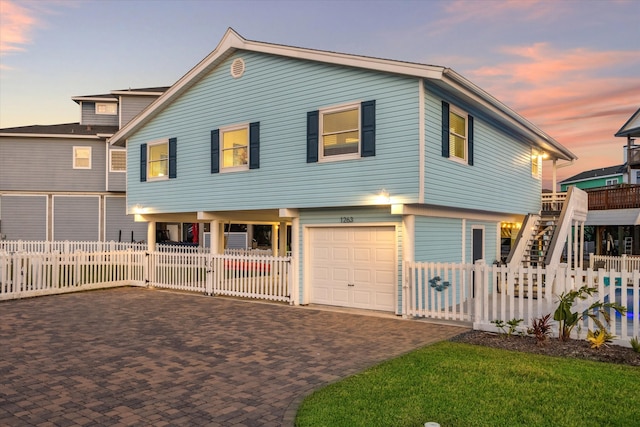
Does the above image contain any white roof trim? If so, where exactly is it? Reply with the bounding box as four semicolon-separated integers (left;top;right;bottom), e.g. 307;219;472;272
0;133;104;139
110;90;165;96
72;97;117;102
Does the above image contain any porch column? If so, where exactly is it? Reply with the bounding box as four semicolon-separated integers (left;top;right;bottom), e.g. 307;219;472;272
147;221;156;251
210;220;221;255
402;215;415;318
552;159;557;206
579;221;585;269
567;221;573;269
279;221;287;256
291;217;300;305
271;224;278;255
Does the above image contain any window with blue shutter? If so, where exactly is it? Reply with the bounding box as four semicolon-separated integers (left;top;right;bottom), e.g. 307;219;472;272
361;100;376;157
443;101;473;165
168;137;177;178
307;110;319;163
249;122;260;169
140;144;147;182
308;100;376;162
211;129;220;173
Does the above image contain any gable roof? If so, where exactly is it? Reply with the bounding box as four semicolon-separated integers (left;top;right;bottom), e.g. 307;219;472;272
615;107;640;138
108;28;576;161
559;164;626;184
0;123;118;139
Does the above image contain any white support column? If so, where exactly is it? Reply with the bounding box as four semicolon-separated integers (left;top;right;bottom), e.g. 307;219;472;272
271;224;278;256
402;214;415;318
579;221;585;269
219;222;225;253
567;221;573;270
291;217;300;305
147;221;156;251
279;221;287;256
210;220;220;255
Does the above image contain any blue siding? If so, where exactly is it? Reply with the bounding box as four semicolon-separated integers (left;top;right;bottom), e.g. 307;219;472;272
424;84;541;215
414;216;463;262
299;207;403;312
126;51;421;213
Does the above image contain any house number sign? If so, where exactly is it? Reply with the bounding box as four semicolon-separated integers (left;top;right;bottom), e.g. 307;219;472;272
340;217;354;223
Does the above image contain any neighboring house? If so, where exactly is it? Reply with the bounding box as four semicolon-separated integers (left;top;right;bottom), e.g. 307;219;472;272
559;164;627;191
109;28;576;313
0;87;167;242
555;107;640;256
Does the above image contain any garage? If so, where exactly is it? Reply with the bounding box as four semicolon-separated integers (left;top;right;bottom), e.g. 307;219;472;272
309;226;396;311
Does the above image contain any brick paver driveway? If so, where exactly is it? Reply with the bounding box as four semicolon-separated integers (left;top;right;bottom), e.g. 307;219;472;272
0;287;468;426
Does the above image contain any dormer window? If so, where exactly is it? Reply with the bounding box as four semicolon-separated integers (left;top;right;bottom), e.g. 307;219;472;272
96;103;117;115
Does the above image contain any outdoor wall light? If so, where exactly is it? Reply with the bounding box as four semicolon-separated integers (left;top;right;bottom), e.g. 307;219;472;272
132;204;144;214
376;189;391;204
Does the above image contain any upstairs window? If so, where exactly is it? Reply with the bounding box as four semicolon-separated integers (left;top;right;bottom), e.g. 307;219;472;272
321;104;360;160
73;146;91;169
605;178;618;186
140;138;177;182
222;125;249;171
96;102;117;115
531;149;541;178
441;101;474;165
148;141;169;179
110;150;126;172
307;100;375;163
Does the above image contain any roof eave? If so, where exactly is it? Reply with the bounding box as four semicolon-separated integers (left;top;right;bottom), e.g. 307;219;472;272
0;132;105;139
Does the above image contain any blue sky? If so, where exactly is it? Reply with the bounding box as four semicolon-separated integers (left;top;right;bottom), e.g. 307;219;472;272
1;0;639;186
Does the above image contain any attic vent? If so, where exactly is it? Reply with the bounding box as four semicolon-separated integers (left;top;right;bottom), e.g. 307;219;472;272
230;58;245;79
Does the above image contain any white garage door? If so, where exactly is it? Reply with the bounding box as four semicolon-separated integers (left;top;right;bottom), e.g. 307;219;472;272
310;226;396;311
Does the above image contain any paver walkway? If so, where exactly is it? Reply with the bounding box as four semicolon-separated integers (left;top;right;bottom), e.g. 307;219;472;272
0;287;468;426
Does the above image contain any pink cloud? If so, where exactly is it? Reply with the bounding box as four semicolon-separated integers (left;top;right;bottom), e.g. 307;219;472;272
0;0;37;55
462;43;640;189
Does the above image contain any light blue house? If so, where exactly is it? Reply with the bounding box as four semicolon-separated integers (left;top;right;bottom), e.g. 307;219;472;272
109;29;576;313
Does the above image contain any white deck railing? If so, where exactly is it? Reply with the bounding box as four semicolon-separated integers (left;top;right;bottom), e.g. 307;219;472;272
590;253;640;272
0;240;147;253
405;260;640;347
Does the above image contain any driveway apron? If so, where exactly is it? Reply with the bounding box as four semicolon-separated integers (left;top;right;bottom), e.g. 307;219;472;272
0;287;468;426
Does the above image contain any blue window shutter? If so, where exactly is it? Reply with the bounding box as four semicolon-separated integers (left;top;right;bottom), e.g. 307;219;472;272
211;129;220;173
441;101;450;158
468;115;474;166
140;143;147;182
361;100;376;157
168;137;177;179
307;110;319;163
249;122;260;169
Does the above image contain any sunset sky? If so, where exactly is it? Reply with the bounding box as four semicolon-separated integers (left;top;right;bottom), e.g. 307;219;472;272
1;0;638;188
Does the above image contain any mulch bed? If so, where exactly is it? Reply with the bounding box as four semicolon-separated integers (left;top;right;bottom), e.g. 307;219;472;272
451;330;640;366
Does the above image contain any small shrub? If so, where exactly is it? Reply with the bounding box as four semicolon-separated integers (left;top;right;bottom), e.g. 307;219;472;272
631;337;640;353
527;314;552;347
491;318;524;338
587;329;614;349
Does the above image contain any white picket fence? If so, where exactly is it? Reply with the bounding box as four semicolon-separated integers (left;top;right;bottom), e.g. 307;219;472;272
0;249;291;304
0;240;147;254
0;250;146;301
590;253;640;272
405;260;640;347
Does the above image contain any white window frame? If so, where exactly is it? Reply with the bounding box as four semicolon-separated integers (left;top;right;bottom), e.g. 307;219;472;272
220;123;249;173
96;102;117;115
147;139;169;181
531;148;542;179
605;178;618;186
73;146;92;169
448;105;468;164
109;149;127;173
319;102;361;162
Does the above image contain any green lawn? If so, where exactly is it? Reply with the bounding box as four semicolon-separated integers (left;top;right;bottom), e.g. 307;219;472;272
295;342;640;427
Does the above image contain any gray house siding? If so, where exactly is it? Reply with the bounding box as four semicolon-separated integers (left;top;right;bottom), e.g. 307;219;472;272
80;102;119;126
0;195;47;240
0;137;107;192
104;196;147;242
119;95;158;127
53;196;100;241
